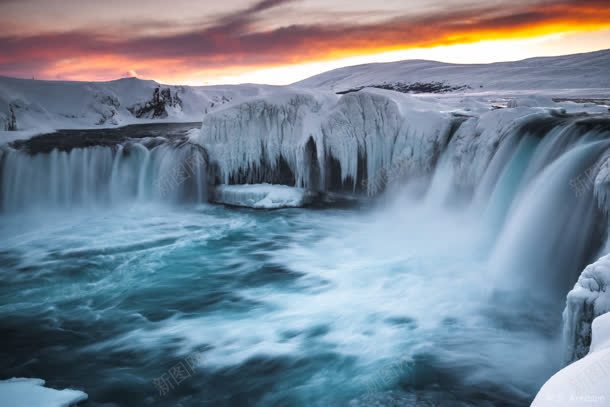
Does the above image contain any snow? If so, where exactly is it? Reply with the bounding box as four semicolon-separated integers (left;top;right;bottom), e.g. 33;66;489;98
294;49;610;96
0;76;276;140
533;313;610;407
563;255;610;363
212;183;312;208
0;377;87;407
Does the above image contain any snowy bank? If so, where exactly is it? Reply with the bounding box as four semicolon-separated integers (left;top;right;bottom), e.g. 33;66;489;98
212;183;313;209
533;313;610;407
563;255;610;362
0;76;273;139
0;378;87;407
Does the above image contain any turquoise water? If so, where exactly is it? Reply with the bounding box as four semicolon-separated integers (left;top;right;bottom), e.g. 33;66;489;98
0;200;560;406
5;117;609;406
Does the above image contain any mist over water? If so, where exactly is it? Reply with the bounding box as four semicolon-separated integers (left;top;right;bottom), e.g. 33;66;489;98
1;116;609;406
0;202;557;406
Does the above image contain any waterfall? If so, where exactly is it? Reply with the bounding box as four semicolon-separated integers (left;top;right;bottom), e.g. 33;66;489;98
480;116;610;297
0;140;208;211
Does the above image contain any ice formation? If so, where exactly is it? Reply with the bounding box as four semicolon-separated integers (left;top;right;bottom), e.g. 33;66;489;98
213;183;313;209
197;88;459;195
0;378;87;407
563;255;610;363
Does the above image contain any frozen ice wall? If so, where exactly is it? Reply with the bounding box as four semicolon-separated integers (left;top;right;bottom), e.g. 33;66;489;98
197;88;459;195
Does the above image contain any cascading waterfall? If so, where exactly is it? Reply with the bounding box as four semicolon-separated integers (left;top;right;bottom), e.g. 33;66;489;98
489;141;607;301
0;139;208;211
471;118;610;304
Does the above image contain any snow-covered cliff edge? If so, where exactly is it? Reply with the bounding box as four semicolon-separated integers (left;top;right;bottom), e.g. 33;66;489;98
534;312;610;407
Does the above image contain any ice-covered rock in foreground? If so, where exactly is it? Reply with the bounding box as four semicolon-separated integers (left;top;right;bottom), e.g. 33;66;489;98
533;312;610;407
563;255;610;363
0;378;87;407
212;183;313;209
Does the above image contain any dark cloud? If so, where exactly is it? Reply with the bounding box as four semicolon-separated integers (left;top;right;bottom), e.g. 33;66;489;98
247;0;296;14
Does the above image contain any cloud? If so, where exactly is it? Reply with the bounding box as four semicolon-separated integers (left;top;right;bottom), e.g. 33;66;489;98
0;0;609;81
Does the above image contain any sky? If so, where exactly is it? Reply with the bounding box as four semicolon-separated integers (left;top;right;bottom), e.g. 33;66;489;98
0;0;609;85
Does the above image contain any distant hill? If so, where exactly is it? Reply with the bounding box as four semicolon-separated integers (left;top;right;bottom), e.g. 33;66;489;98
294;49;610;94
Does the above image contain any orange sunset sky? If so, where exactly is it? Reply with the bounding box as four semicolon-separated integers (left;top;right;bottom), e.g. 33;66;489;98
1;0;610;85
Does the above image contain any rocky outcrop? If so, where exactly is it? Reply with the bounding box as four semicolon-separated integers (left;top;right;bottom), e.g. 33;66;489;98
128;87;183;119
2;104;18;131
336;81;471;95
92;94;120;125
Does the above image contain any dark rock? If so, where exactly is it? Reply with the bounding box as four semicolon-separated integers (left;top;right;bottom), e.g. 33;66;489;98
10;122;201;154
6;104;17;131
128;87;183;119
337;81;471;95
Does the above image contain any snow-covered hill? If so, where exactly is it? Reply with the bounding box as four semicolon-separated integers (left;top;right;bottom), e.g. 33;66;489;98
0;76;275;134
294;49;610;96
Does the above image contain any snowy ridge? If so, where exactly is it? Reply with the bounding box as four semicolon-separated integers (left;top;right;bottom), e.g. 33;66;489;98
0;76;275;134
295;49;610;95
